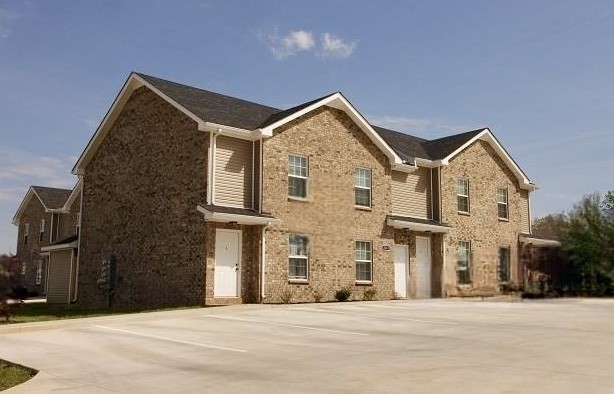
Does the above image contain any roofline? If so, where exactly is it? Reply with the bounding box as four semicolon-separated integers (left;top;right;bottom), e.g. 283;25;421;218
439;128;536;191
47;178;83;213
11;187;40;226
258;92;415;169
40;240;79;252
386;217;453;233
72;72;215;175
196;205;280;226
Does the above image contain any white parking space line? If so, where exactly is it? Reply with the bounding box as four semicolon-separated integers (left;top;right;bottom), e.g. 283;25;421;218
91;324;248;353
202;315;369;336
290;307;459;325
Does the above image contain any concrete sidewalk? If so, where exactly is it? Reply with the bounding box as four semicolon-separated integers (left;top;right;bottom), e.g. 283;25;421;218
2;299;614;393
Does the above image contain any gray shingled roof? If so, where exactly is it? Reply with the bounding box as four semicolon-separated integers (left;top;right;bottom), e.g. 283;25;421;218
32;186;72;209
136;73;487;163
136;73;281;130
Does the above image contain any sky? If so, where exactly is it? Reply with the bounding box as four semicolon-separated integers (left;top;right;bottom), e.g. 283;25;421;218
1;0;613;254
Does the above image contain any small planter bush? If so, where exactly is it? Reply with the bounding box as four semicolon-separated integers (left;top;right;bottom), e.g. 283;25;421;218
362;288;377;301
335;287;352;302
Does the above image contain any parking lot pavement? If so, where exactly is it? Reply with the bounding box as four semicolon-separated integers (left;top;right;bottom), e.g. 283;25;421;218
2;299;614;393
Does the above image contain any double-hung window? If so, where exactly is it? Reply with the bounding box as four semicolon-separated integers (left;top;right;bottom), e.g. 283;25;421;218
39;219;46;242
499;247;511;282
76;212;81;235
497;188;509;219
289;235;308;280
457;179;470;213
36;260;43;285
355;168;372;207
355;241;373;282
457;241;471;284
288;155;308;198
24;223;29;245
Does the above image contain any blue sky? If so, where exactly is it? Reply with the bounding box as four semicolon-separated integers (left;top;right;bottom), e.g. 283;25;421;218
1;0;613;254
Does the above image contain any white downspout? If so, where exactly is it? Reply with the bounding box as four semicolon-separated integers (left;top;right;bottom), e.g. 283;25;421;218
72;177;84;303
442;233;447;297
260;224;268;302
528;192;533;234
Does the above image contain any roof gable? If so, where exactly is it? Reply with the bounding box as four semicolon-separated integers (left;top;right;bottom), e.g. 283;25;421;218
258;92;409;168
12;185;72;225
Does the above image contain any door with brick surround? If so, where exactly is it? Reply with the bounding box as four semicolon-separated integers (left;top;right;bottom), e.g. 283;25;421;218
415;236;431;298
394;245;408;298
214;229;241;297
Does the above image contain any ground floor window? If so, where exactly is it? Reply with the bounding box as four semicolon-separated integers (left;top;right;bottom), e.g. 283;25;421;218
457;241;471;284
36;260;43;285
499;247;511;282
289;234;308;280
355;241;373;282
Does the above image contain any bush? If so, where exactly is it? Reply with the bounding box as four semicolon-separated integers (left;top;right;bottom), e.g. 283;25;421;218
312;289;323;303
499;282;520;294
362;288;377;301
280;287;293;304
335;287;352;302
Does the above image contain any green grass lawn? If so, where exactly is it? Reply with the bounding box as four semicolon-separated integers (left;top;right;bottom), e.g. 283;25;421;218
0;360;36;391
1;302;199;325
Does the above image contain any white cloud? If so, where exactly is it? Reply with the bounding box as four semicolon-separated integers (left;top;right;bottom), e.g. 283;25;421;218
263;29;315;60
261;29;357;60
320;33;357;59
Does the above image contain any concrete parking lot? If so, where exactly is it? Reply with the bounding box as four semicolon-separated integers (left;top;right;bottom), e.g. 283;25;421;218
1;298;614;393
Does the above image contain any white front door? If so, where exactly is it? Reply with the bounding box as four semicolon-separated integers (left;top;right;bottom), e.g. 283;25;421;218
394;245;408;298
214;229;241;297
415;236;432;298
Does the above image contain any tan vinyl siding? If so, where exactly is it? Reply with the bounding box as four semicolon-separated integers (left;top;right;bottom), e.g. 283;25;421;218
432;168;440;222
253;140;261;211
520;193;530;233
214;136;253;208
46;249;73;304
391;168;431;219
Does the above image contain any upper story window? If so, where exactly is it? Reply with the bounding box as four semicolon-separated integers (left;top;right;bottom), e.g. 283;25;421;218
24;223;29;245
288;155;308;198
355;240;373;282
497;188;509;219
39;219;46;242
355;168;372;207
457;179;470;213
288;234;308;281
457;241;471;285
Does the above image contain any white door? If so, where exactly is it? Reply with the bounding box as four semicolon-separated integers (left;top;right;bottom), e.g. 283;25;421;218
415;236;432;298
394;245;408;298
214;230;241;297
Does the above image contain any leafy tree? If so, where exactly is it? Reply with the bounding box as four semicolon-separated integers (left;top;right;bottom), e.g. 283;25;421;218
532;213;567;239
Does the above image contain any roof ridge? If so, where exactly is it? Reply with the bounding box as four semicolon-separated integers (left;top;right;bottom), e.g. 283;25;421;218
133;72;282;112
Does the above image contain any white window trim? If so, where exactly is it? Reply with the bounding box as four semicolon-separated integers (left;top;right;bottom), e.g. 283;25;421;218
76;212;81;233
288;235;309;281
497;187;509;220
498;246;511;283
36;260;43;285
288;154;309;199
457;179;470;213
354;167;372;208
21;261;27;276
355;240;373;283
457;240;471;285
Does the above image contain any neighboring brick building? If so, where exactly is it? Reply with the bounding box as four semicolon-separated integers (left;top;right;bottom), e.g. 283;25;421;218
12;184;80;300
47;72;549;307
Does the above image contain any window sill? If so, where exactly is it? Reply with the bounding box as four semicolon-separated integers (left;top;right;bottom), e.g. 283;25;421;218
457;284;472;288
498;217;509;222
457;211;470;216
288;196;310;203
354;205;372;211
355;281;373;286
288;279;309;284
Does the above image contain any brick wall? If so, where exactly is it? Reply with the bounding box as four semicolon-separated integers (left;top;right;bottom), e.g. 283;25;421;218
440;140;528;295
77;87;208;309
261;107;396;303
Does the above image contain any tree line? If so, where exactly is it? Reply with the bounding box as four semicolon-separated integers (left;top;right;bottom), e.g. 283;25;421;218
532;191;614;295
